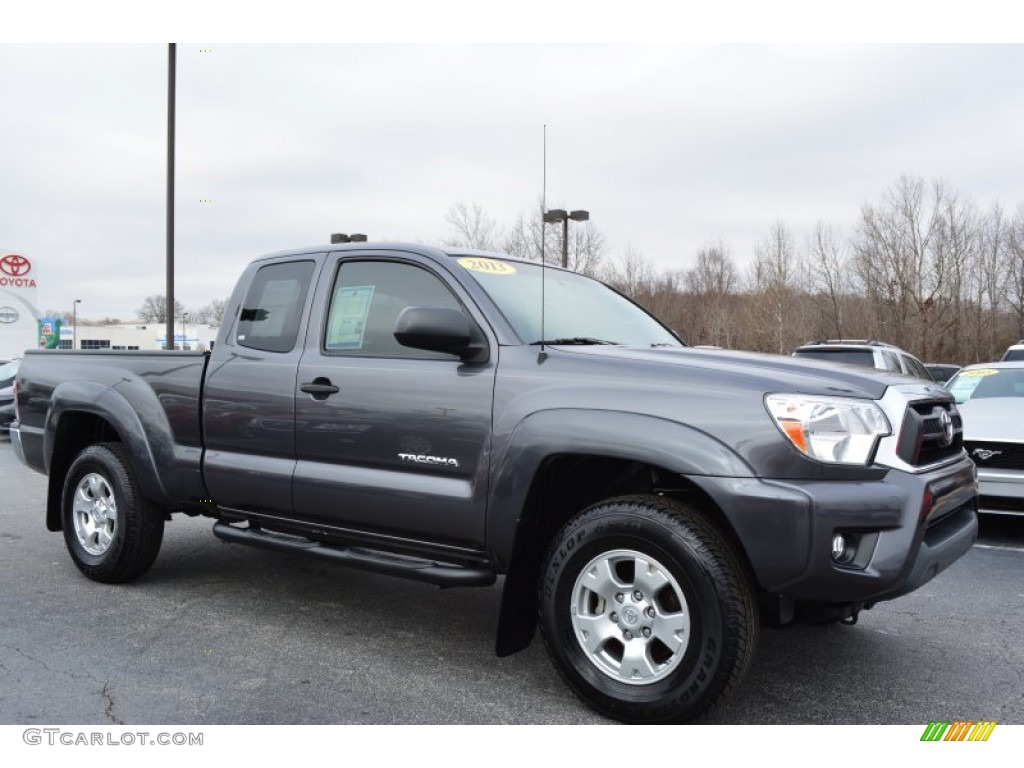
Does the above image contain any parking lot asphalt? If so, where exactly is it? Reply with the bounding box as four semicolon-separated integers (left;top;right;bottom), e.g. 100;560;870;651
1;439;1021;725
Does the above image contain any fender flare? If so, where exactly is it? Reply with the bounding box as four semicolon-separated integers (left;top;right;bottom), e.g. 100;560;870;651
489;408;755;656
44;380;173;507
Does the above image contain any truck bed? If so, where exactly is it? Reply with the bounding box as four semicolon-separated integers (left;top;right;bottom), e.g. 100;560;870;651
15;349;210;513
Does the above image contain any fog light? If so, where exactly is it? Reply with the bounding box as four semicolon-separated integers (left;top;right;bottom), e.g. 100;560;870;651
831;533;858;565
831;534;846;560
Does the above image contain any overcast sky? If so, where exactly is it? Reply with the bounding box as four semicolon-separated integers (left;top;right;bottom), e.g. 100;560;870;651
2;37;1023;320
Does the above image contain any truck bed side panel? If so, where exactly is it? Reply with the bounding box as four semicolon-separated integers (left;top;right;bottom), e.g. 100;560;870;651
17;350;208;507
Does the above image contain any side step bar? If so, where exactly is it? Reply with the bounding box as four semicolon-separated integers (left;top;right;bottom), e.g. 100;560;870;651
212;522;496;588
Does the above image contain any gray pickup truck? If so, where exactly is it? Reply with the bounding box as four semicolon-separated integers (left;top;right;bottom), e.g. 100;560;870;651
11;243;978;723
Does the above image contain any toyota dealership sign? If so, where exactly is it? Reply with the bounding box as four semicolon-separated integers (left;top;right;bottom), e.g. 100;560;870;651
0;253;36;287
0;249;41;359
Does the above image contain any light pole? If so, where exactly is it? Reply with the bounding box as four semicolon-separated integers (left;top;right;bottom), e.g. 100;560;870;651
72;299;82;350
181;312;189;351
166;43;176;352
542;209;589;269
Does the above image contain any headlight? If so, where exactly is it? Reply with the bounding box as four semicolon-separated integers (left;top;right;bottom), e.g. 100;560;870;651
765;394;891;466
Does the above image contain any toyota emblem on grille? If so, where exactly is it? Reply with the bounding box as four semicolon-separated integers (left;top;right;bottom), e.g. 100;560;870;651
972;448;1002;461
937;410;954;447
0;306;18;324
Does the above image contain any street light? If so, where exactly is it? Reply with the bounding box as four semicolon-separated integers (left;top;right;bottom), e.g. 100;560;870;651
543;209;589;269
181;312;189;351
72;299;82;350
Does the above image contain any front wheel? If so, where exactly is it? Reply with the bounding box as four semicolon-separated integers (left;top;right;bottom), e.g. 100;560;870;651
538;495;758;723
61;443;165;583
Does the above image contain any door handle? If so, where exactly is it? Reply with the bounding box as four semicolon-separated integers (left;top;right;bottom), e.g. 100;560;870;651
300;379;340;398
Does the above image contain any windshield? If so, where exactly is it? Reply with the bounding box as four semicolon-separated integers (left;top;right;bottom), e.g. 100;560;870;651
925;365;960;382
793;349;875;368
947;367;1024;404
451;256;681;346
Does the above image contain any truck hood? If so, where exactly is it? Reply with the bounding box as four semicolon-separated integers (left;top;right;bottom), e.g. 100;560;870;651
556;345;927;400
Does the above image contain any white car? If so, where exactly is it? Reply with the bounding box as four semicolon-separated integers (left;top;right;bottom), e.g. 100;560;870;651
947;362;1024;516
792;339;934;381
1001;342;1024;361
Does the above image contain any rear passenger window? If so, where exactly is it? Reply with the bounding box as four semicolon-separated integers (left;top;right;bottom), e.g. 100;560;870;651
236;260;315;353
881;351;902;372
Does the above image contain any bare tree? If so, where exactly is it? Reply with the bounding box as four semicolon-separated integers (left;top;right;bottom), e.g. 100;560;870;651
193;298;228;325
562;223;607;276
431;182;1024;362
1003;204;1024;342
961;203;1007;362
852;176;978;360
750;219;801;353
500;201;606;276
137;295;185;323
605;247;657;301
444;202;500;250
804;222;849;340
685;241;738;347
502;208;545;262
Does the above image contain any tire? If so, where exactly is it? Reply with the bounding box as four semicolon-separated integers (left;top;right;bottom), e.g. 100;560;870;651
61;442;165;583
538;495;758;723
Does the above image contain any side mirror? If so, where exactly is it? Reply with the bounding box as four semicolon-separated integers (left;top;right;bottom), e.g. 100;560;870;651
393;306;486;362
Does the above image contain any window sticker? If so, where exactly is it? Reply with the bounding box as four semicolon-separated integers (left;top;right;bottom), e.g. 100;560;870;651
457;257;516;275
959;369;998;377
326;285;375;349
948;375;982;403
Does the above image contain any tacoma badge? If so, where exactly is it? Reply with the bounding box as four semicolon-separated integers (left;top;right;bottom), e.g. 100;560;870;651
398;453;460;468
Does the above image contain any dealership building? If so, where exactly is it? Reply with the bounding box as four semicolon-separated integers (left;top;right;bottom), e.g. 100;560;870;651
1;249;218;360
0;249;41;360
56;322;217;351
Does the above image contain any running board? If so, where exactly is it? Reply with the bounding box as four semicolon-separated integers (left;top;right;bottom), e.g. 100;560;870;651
212;522;496;588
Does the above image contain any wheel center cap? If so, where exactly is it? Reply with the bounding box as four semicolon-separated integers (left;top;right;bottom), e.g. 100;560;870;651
621;606;640;626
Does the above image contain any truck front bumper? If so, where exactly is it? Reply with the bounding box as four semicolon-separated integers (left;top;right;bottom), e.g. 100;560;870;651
693;454;978;604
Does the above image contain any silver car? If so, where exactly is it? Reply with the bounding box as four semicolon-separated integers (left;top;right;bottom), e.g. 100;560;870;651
0;358;20;435
948;361;1024;516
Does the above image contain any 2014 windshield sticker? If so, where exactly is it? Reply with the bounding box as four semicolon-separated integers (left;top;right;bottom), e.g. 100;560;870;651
960;369;998;377
458;257;516;275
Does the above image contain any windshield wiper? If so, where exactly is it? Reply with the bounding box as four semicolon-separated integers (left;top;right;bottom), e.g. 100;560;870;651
531;337;619;346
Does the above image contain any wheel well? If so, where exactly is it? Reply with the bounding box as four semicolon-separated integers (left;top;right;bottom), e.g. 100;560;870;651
495;454;758;656
46;412;122;531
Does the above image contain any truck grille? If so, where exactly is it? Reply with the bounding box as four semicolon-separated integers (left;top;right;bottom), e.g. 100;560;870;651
964;441;1024;470
896;400;963;467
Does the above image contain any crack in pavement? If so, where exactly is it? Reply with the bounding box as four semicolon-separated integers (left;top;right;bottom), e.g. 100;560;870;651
4;642;126;724
101;682;124;725
1;642;96;682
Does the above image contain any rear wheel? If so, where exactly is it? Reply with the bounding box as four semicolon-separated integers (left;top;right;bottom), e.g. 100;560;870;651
538;495;758;723
61;443;164;583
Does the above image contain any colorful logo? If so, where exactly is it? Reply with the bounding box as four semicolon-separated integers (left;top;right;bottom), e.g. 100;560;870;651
920;721;997;741
0;253;31;277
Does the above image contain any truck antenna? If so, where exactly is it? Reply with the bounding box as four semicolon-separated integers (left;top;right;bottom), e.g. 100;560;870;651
540;124;547;357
